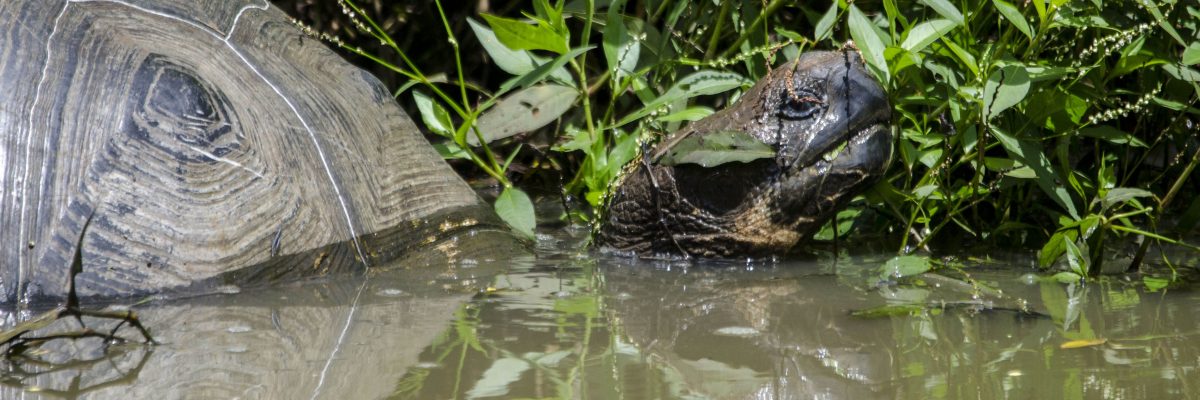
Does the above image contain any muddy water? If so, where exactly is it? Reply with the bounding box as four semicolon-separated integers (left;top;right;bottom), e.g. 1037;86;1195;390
0;229;1196;399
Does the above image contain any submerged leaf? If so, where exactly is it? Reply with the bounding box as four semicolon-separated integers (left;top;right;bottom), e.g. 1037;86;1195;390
656;130;775;168
851;304;925;318
1060;338;1107;349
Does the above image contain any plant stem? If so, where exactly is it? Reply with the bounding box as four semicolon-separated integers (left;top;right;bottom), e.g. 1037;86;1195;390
718;0;785;59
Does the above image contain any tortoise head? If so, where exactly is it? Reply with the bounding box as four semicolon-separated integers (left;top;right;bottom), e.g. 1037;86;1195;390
599;49;893;258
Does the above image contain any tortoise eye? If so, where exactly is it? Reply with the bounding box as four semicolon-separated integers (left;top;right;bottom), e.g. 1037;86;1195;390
779;91;824;120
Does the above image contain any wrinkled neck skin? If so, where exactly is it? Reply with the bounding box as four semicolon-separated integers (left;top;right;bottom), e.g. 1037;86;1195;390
599;50;893;259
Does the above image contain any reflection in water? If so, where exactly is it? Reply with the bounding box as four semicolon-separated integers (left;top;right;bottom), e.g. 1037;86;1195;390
0;230;1197;399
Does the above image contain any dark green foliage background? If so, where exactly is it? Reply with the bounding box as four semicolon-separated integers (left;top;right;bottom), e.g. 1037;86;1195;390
278;0;1199;277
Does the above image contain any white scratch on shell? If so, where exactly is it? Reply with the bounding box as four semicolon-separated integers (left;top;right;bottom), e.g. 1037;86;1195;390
185;145;264;179
17;0;70;304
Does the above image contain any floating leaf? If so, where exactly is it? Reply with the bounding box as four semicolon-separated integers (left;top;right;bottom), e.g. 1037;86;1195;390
983;64;1030;120
472;84;578;145
900;19;957;53
851;304;925;318
656;130;775;168
495;187;536;239
1060;338;1107;349
880;255;932;280
847;5;890;84
481;14;568;54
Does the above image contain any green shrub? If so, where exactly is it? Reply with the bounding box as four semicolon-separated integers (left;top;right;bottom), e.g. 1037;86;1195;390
299;0;1199;278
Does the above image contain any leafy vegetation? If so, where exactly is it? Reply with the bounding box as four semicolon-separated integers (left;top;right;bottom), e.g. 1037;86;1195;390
293;0;1199;279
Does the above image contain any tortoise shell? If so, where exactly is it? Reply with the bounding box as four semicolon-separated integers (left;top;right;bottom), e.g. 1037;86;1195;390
0;0;505;303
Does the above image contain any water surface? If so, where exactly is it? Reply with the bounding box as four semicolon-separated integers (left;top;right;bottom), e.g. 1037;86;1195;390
1;229;1196;399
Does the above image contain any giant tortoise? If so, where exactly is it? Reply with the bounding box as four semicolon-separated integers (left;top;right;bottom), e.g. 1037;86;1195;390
598;50;892;258
0;0;515;304
1;1;892;304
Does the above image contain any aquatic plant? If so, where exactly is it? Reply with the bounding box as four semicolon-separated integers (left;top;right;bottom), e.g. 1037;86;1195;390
293;0;1199;280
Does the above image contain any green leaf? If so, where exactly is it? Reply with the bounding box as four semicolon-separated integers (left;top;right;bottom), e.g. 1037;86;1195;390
1062;238;1087;277
432;141;471;160
1040;231;1067;268
814;2;839;42
1079;126;1147;147
603;0;641;82
656;106;714;122
472;84;579;145
1052;271;1083;284
1184;42;1200;66
613;70;750;128
1163;64;1200;82
1100;188;1153;212
900;19;957;53
983;64;1030;120
920;0;965;26
606;130;640;176
496;46;594;96
813;208;860;241
656;130;775;168
847;5;890;84
1140;0;1185;46
467;18;572;83
880;255;932;280
1142;276;1169;292
851;304;924;318
413;91;454;138
495;187;536;239
993;0;1033;40
991;126;1079;218
481;14;568;54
